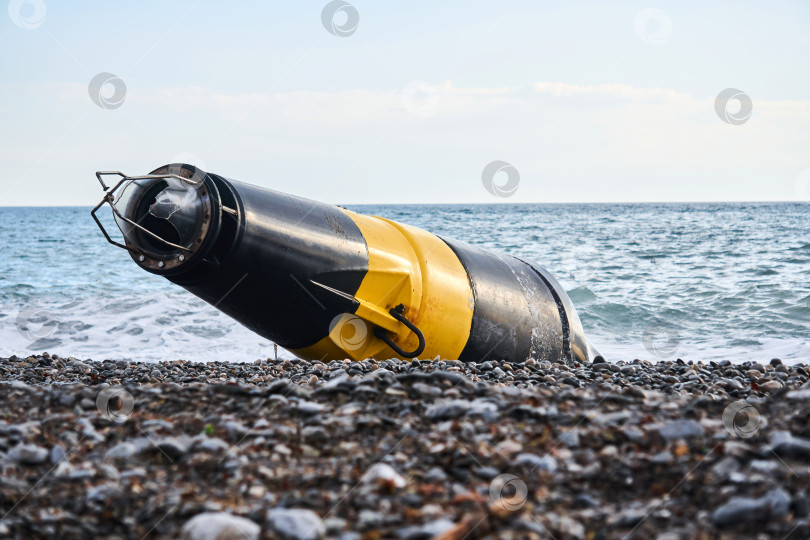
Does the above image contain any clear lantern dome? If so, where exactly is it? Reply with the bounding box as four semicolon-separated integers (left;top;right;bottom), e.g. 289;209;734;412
112;173;208;260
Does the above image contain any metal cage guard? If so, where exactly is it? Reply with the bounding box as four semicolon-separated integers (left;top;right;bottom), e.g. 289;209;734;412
90;171;207;255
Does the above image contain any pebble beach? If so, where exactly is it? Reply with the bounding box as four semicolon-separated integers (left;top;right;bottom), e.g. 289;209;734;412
1;354;809;539
3;1;809;539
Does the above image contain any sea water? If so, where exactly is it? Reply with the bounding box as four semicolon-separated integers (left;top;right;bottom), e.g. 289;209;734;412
0;203;808;363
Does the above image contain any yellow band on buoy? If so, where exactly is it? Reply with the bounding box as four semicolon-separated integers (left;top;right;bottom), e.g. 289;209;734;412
291;210;474;361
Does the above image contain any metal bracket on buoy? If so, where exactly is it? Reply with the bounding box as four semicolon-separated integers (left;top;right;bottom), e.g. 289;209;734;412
374;304;426;359
311;280;426;359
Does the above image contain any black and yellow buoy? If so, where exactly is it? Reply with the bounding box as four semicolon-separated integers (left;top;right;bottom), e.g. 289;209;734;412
92;164;599;364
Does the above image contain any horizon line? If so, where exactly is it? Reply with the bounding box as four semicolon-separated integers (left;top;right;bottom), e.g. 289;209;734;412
0;199;805;208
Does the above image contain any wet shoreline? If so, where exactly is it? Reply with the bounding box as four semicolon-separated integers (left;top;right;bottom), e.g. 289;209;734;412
1;353;809;539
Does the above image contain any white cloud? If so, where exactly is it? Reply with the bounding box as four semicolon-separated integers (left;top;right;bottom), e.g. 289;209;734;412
533;81;686;101
4;80;810;204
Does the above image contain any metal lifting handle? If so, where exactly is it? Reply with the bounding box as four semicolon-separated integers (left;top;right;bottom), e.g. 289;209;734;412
374;304;426;359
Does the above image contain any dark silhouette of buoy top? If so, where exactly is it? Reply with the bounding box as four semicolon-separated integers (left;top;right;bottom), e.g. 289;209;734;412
92;164;600;364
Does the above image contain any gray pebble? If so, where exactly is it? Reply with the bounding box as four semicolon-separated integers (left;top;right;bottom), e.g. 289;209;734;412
515;453;558;473
181;512;260;540
8;444;48;465
267;508;325;540
105;442;138;460
194;437;230;454
769;431;810;460
786;389;810;400
396;518;455;539
423;467;448;482
712;488;791;527
154;436;191;460
608;507;647;528
656;419;705;441
49;444;67;464
296;401;326;415
559;429;580;448
425;399;471;421
357;509;382;529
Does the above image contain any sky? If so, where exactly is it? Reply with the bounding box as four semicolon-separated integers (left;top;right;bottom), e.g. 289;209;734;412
1;0;809;205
